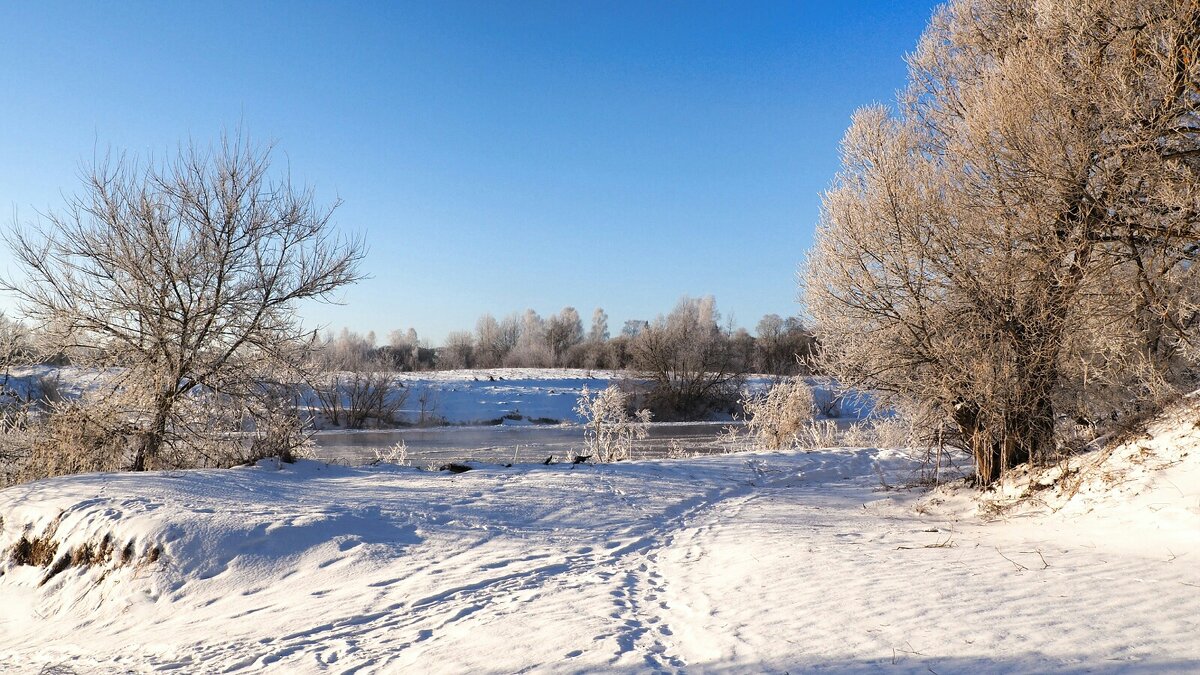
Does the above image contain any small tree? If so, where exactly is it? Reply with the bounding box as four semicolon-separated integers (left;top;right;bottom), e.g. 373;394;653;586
575;385;651;462
3;133;365;470
631;296;746;419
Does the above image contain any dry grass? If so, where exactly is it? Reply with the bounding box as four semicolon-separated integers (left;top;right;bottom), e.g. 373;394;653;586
8;520;162;587
11;533;58;568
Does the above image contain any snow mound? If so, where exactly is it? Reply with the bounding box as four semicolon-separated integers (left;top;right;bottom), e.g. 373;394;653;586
921;393;1200;551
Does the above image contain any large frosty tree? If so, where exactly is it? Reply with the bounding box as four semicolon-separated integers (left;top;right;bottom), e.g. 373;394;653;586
4;134;366;470
805;0;1200;484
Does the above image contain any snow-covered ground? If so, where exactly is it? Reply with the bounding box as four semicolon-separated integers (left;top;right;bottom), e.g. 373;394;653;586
1;394;1197;673
358;368;618;426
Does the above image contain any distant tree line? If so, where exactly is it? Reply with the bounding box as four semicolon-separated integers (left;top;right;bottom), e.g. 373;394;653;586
308;298;817;421
315;300;816;378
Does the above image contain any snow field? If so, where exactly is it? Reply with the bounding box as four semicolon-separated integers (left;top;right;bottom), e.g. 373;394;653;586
0;398;1196;673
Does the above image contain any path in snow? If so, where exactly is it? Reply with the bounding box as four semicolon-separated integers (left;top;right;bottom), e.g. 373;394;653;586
0;430;1197;673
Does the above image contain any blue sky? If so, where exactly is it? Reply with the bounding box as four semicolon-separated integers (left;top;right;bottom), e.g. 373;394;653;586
0;1;939;344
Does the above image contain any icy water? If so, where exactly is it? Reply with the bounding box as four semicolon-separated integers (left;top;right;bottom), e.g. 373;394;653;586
311;423;736;468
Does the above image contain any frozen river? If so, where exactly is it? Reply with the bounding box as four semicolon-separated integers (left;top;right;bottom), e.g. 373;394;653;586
310;422;738;467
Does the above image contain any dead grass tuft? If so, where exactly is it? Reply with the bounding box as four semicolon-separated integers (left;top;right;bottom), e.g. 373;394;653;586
9;523;160;587
11;534;58;567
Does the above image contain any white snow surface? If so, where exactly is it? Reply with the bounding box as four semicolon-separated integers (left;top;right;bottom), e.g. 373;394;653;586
1;401;1198;673
386;368;620;425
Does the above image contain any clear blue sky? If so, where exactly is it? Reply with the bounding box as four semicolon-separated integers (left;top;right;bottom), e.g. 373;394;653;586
0;1;939;345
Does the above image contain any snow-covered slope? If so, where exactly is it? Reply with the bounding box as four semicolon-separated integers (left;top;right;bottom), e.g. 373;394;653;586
0;400;1197;673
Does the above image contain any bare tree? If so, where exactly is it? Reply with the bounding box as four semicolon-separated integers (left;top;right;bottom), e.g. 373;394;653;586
755;314;816;376
3;133;365;470
805;0;1200;485
631;296;746;419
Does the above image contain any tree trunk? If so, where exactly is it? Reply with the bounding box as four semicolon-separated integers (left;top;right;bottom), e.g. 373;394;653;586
132;396;171;471
954;377;1055;487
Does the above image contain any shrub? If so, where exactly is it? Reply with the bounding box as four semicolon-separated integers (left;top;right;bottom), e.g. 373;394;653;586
631;296;747;420
743;378;815;450
9;402;134;484
312;356;407;429
575;385;652;462
794;419;839;449
239;395;313;466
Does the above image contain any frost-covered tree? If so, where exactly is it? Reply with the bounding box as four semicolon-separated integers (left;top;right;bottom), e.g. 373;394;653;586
578;307;612;368
497;313;522;358
545;306;584;367
621;320;648;339
441;331;476;370
589;308;610;344
385;328;422;371
2;133;365;470
505;309;553;367
805;0;1200;484
474;313;506;368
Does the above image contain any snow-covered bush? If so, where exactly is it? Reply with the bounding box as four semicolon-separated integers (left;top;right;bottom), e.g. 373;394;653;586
837;416;917;449
6;402;133;485
743;378;816;449
871;416;917;449
240;396;313;466
575;385;651;462
372;440;409;466
795;419;839;449
841;422;873;447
